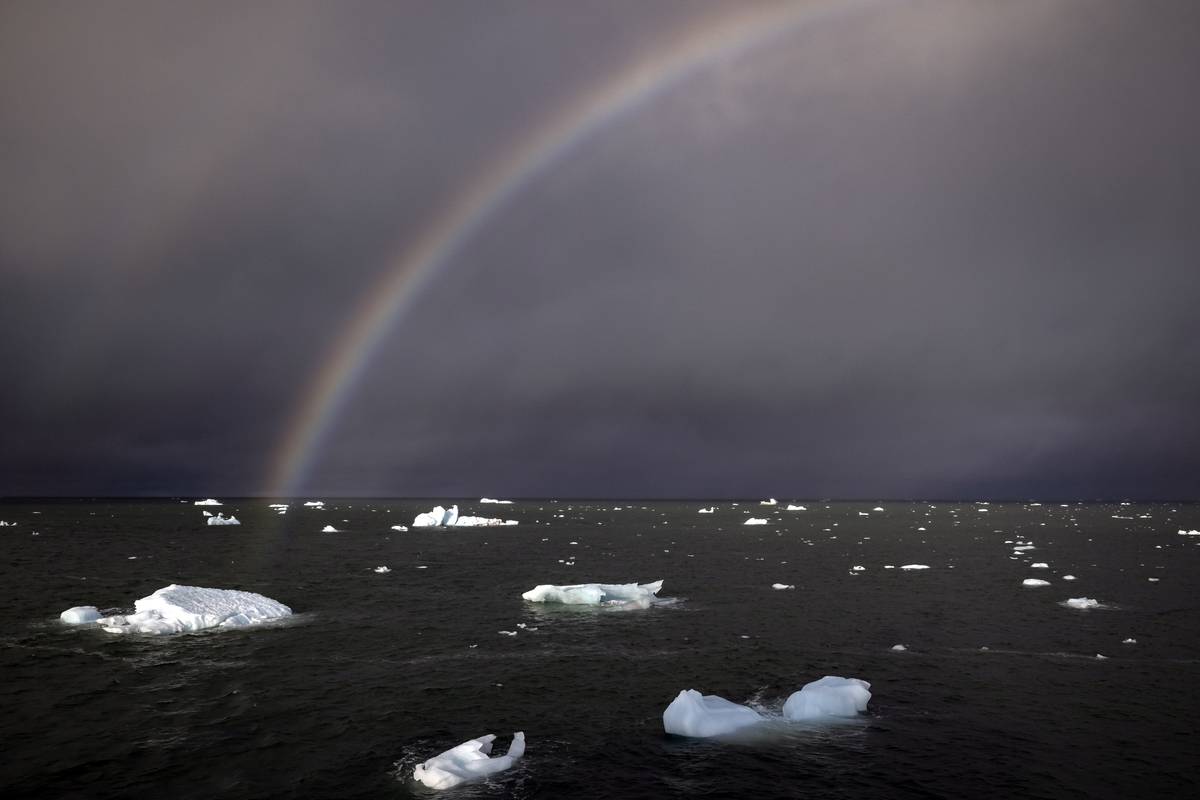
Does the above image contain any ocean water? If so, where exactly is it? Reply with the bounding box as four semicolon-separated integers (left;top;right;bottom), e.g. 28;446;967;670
1;500;1197;799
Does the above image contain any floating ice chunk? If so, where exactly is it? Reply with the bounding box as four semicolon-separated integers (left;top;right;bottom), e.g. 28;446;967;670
321;525;339;533
1031;562;1049;569
60;606;101;624
1013;545;1036;551
268;503;288;510
891;644;907;651
88;584;291;635
1062;575;1076;581
206;513;240;526
872;506;885;512
390;525;408;532
479;498;513;504
413;732;525;790
193;498;222;506
454;515;517;527
303;501;325;507
522;580;663;606
698;507;715;514
1148;577;1160;582
202;510;213;517
783;676;871;720
760;498;777;506
1177;529;1200;536
744;518;768;526
662;689;763;737
1064;597;1099;609
374;566;391;574
899;564;929;571
498;630;517;636
772;583;795;590
851;565;866;571
1122;638;1137;644
786;504;807;511
1023;578;1051;587
1095;654;1108;660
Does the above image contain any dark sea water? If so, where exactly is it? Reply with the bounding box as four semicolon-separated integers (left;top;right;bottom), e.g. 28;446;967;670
1;499;1197;799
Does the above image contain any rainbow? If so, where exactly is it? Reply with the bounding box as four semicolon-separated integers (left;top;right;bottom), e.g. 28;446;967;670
266;0;866;497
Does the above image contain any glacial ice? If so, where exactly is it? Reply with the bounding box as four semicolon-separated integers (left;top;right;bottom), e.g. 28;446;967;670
1064;597;1099;609
374;566;391;574
322;525;339;532
303;501;325;508
1062;575;1076;580
786;505;807;511
760;499;777;506
783;676;872;720
662;689;763;737
698;507;715;514
479;498;513;504
891;644;907;651
391;525;408;532
206;513;240;526
1031;562;1049;569
899;564;929;570
1023;578;1051;587
522;580;663;606
60;606;101;624
744;518;768;526
413;732;525;790
772;583;795;590
75;584;291;635
413;505;517;527
202;510;213;517
193;498;222;506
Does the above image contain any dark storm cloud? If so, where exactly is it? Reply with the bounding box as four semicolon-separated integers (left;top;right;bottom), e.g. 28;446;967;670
2;0;1199;498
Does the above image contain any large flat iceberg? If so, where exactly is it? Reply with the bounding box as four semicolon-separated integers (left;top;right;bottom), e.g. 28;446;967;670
65;584;291;635
744;518;768;526
193;498;222;506
522;580;663;607
479;498;513;504
206;513;240;526
662;689;763;737
413;732;525;790
783;676;871;720
414;505;516;527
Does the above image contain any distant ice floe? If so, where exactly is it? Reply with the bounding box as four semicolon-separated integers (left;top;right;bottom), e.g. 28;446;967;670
1063;597;1100;609
760;498;777;506
413;505;516;528
662;690;763;738
1122;638;1137;644
698;507;716;514
322;525;339;533
522;580;663;607
744;518;768;526
193;498;222;506
1062;575;1076;581
303;501;325;508
1023;578;1051;587
872;506;884;512
479;498;513;504
0;520;16;526
1031;562;1049;569
899;564;929;571
62;584;291;635
206;513;240;526
268;503;288;509
202;510;213;517
391;525;408;532
374;566;391;574
413;732;525;790
1178;529;1199;536
786;504;806;511
891;644;907;651
772;583;795;590
783;676;871;721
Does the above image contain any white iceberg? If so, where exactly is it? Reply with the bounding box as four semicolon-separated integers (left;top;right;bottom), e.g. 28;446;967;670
322;525;339;533
374;566;391;574
206;513;240;526
782;676;871;720
479;498;513;504
193;498;222;506
760;499;778;506
413;732;525;790
1062;575;1076;581
744;518;768;526
899;564;929;570
0;520;16;526
1031;562;1049;569
1023;578;1051;587
698;507;715;514
81;584;291;635
60;606;101;624
522;580;663;607
455;515;517;527
662;689;763;737
413;505;515;527
303;501;325;508
1064;597;1099;609
772;583;795;590
786;504;807;511
391;525;409;532
268;503;288;509
872;506;885;512
202;510;213;517
891;644;907;651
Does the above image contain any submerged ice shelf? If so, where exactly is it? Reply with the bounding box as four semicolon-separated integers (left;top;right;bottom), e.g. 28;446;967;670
413;732;525;790
60;584;291;635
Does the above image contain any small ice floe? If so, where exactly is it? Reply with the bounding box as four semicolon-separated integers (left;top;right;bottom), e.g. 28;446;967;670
303;501;325;508
899;564;929;571
917;526;926;531
1177;529;1200;536
66;584;291;635
391;525;408;532
1148;577;1160;582
373;566;391;574
206;513;241;526
851;565;866;571
1095;654;1108;660
1062;575;1076;581
760;498;777;506
193;498;222;506
1031;562;1049;569
268;503;288;510
662;690;763;737
498;630;517;636
891;644;907;651
479;498;513;504
413;732;525;790
744;518;768;526
1063;597;1099;609
322;525;339;533
1013;545;1036;552
0;520;16;526
786;504;807;511
783;676;871;721
857;511;870;516
202;510;213;517
872;506;885;512
698;507;715;514
1023;578;1051;587
1122;638;1137;644
522;580;663;607
60;606;101;624
771;583;795;590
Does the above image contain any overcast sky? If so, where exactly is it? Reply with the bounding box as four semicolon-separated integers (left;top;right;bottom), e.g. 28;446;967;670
2;0;1199;499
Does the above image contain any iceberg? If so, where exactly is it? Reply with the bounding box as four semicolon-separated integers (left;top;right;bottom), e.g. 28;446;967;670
783;676;871;720
744;518;768;526
698;507;715;514
1023;578;1051;587
662;689;763;737
522;580;663;607
479;498;513;504
303;500;325;508
202;510;213;517
413;505;515;527
321;525;339;533
373;566;391;574
0;520;16;526
772;583;795;590
60;606;101;624
1064;597;1099;609
760;499;778;506
786;504;807;511
391;525;408;532
206;513;240;526
1031;562;1049;569
193;498;222;506
413;732;525;790
899;564;929;570
891;644;907;651
1062;574;1076;580
76;584;291;635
